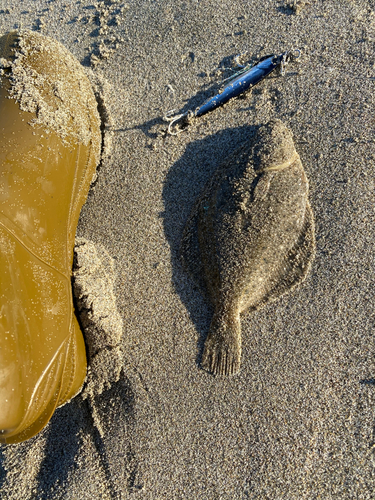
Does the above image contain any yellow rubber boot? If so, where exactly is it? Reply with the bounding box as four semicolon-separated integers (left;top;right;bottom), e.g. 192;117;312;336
0;30;101;444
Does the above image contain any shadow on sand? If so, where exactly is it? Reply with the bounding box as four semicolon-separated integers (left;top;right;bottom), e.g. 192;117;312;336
33;372;140;499
0;371;139;499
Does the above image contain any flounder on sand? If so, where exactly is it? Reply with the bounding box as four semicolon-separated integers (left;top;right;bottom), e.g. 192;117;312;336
181;119;315;376
0;31;101;443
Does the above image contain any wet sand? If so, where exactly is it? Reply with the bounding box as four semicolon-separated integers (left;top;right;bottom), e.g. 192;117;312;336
1;0;375;498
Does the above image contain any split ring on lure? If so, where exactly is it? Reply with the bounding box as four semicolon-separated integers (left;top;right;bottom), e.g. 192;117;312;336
165;49;301;135
0;31;101;444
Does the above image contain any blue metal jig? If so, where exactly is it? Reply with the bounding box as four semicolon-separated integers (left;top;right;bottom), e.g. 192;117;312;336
165;49;300;135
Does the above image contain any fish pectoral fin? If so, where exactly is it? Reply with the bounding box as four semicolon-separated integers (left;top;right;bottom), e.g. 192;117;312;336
260;202;316;306
252;172;274;202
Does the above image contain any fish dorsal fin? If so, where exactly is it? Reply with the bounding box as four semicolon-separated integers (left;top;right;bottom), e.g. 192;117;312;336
250;201;315;310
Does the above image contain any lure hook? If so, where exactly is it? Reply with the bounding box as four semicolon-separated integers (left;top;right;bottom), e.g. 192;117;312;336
164;110;189;135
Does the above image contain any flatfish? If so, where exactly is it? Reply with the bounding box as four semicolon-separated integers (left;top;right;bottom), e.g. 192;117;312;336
181;119;315;376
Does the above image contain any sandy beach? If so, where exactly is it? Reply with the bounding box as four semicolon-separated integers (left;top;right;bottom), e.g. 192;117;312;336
1;0;375;498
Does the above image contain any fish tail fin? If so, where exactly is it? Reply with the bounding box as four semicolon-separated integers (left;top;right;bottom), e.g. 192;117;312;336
201;308;242;376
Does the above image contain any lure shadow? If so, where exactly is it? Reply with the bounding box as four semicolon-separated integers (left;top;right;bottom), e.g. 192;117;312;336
166;53;250;122
161;124;258;368
111;116;167;139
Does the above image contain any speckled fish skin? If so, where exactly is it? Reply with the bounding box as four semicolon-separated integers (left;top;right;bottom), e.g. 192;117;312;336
181;119;315;376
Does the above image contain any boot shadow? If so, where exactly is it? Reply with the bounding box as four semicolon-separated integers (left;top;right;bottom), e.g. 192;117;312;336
33;372;141;498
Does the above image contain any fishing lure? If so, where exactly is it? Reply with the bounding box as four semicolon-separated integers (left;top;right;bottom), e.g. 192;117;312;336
165;49;300;135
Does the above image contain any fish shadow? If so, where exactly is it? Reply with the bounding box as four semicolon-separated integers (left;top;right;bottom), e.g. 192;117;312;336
161;124;258;368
